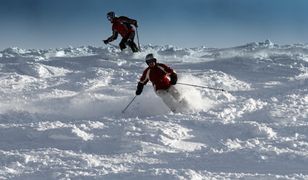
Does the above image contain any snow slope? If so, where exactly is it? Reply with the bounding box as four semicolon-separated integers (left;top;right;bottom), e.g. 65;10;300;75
0;40;307;179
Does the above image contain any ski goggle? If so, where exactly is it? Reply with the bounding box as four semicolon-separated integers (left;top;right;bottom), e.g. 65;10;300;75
146;59;156;65
107;16;114;21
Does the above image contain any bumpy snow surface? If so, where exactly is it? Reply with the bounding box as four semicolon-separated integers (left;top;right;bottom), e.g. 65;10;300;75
0;40;307;179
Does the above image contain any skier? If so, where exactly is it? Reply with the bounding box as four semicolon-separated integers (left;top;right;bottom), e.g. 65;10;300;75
135;54;188;112
103;11;139;53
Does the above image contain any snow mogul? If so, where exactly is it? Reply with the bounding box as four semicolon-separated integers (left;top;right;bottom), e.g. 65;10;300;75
103;11;139;53
135;54;189;112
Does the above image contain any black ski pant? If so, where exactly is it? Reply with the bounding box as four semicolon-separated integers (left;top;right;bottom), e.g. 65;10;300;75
119;32;139;52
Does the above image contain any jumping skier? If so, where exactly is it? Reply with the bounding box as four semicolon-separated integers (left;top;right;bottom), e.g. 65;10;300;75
135;54;188;112
103;11;139;52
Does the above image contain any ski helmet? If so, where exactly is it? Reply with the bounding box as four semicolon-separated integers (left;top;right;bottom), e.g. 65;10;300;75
107;11;115;21
145;53;157;65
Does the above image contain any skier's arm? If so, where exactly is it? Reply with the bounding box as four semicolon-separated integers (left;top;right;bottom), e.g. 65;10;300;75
158;63;175;74
136;82;143;95
139;68;150;85
159;63;177;85
136;69;149;95
105;30;118;43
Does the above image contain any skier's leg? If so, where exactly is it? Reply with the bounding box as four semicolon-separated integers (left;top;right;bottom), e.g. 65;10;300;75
167;86;189;111
156;90;179;112
127;32;139;52
119;38;127;50
129;41;139;52
167;86;182;101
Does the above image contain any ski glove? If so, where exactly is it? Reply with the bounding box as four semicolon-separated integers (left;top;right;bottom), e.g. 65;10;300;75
136;82;144;95
170;73;178;85
103;40;109;44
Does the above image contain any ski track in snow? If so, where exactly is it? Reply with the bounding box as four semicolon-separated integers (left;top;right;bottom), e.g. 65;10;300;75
0;41;308;179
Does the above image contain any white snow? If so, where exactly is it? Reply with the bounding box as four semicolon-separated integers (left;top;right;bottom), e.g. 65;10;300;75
0;40;308;179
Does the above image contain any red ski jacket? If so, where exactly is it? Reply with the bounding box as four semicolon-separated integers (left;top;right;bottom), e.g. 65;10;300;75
110;17;136;39
139;63;175;91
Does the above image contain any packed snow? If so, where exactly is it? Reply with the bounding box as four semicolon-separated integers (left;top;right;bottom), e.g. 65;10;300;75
0;40;307;179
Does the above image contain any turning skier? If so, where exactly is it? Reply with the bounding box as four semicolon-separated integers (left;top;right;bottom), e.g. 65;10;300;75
103;11;139;53
135;54;188;112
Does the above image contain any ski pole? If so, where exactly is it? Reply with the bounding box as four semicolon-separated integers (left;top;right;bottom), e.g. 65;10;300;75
122;95;137;113
136;27;141;51
177;82;225;92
